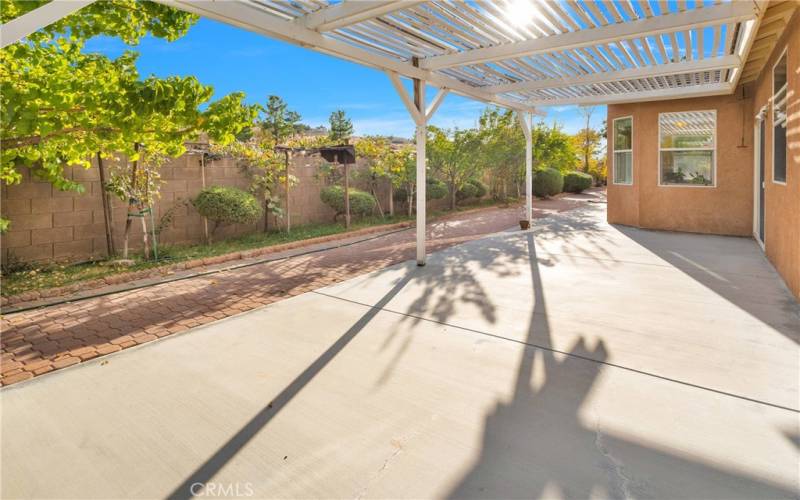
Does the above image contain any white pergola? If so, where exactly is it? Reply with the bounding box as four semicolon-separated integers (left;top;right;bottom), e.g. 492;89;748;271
1;0;765;265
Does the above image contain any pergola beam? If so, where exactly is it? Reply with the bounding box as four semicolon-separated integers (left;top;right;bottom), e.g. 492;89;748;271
155;0;536;113
298;1;424;32
0;0;96;48
421;2;757;70
528;83;734;107
486;55;741;94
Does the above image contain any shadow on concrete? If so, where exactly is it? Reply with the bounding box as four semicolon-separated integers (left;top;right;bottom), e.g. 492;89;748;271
447;233;795;499
613;224;800;346
166;270;415;499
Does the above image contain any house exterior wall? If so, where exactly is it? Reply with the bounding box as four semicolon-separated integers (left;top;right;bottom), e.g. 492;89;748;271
607;11;800;300
750;10;800;299
608;93;754;236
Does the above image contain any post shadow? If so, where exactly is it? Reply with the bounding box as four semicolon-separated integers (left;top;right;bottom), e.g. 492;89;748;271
167;270;415;500
447;233;796;499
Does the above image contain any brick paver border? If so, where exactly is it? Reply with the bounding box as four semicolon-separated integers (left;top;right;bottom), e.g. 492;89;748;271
0;191;604;387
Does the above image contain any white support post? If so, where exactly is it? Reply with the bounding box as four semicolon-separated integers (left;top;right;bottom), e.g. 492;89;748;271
386;68;448;266
517;111;533;226
0;0;96;48
413;75;427;266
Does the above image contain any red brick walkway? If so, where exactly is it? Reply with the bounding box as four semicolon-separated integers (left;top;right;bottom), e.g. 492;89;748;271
1;192;603;386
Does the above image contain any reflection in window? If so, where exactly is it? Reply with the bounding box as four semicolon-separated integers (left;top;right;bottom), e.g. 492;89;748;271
659;111;715;186
773;49;787;183
613;117;632;185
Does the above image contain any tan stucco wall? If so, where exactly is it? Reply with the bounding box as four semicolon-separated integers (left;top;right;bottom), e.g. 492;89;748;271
750;11;800;299
608;93;754;236
607;11;800;300
0;152;405;265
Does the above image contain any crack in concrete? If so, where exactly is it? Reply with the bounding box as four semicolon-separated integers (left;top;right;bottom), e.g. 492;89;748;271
594;420;635;500
354;425;426;499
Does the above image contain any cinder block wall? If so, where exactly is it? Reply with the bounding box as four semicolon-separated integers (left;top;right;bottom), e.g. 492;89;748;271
1;150;398;265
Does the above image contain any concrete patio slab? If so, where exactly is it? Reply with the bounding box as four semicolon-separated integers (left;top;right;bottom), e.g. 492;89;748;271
2;204;798;499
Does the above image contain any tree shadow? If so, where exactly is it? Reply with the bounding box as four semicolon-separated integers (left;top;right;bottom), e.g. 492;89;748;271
612;224;800;345
447;233;796;499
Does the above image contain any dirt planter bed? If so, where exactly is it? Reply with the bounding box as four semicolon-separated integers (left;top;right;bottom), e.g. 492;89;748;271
0;203;519;310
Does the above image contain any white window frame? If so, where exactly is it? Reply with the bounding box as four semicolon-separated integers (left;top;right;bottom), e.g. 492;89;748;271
612;115;633;186
771;45;788;186
657;110;717;188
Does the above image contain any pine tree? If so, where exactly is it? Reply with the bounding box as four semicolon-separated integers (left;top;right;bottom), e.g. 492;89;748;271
328;110;353;144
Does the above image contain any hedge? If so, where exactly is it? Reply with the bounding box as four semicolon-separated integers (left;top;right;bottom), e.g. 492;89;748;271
320;185;377;218
533;168;563;198
563;171;593;193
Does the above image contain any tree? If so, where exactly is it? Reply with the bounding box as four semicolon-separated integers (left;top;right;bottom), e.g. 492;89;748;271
477;108;524;199
211;136;285;234
260;95;301;146
328;110;353;144
531;122;579;171
578;106;600;172
0;0;256;252
427;126;482;210
257;96;301;231
0;0;198;190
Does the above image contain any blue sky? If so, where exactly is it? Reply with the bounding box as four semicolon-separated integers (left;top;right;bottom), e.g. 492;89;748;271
85;17;606;138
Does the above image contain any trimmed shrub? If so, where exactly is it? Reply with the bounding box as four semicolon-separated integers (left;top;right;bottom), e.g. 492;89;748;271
470;179;488;198
456;182;478;201
563;171;593;193
426;179;448;200
320;185;377;219
393;179;448;203
456;179;488;201
192;186;262;240
533;168;563;198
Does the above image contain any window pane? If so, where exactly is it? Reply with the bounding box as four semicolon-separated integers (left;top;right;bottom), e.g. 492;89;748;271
660;150;713;185
614;151;632;184
774;123;787;182
659;111;714;149
614;118;632;150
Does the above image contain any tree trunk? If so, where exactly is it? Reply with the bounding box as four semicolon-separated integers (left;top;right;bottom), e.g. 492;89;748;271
344;162;351;229
263;197;270;233
371;178;384;218
388;183;394;216
208;220;218;244
140;211;150;260
96;152;115;257
201;152;209;241
122;143;140;260
407;186;413;217
450;181;457;210
284;150;291;233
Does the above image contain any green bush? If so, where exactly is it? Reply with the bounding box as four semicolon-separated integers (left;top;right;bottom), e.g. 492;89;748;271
563;171;593;193
192;186;262;237
393;179;448;202
469;179;488;198
426;179;448;200
456;182;478;201
320;185;376;218
533;168;563;198
456;179;487;201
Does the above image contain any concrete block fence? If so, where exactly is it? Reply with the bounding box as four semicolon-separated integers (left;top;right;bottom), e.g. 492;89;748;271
0;149;420;265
